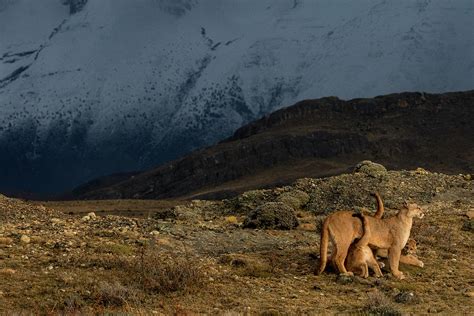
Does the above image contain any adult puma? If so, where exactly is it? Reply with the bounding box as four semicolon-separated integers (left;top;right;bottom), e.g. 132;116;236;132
345;193;424;274
318;201;424;279
346;213;383;278
325;193;384;266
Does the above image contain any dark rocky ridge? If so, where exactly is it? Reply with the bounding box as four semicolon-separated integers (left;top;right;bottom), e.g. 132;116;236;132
72;90;474;200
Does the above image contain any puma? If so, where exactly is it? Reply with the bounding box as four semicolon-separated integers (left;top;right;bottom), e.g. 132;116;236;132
346;213;383;278
318;199;424;279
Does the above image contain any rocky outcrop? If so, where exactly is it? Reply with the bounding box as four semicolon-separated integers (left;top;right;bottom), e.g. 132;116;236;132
72;90;474;200
353;161;388;178
243;202;299;230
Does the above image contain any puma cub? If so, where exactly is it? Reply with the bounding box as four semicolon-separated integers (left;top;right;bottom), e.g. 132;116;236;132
346;213;383;278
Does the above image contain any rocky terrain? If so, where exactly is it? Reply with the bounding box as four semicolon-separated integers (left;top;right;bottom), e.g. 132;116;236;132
73;90;474;200
1;162;473;314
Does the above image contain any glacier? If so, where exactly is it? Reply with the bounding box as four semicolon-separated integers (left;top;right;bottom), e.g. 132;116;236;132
0;0;473;194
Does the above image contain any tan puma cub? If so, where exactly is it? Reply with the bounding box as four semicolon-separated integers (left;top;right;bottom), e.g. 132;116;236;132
346;213;383;278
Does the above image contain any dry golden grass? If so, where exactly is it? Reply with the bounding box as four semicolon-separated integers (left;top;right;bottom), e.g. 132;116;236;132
128;243;205;295
38;199;180;217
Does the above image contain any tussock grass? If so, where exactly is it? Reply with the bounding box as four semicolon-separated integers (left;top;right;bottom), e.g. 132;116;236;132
363;290;401;316
128;243;205;294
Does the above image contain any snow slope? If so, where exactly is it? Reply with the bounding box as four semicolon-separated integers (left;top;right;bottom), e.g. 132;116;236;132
0;0;473;194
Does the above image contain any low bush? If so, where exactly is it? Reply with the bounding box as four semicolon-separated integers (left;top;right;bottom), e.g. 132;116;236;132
363;290;401;316
129;243;204;294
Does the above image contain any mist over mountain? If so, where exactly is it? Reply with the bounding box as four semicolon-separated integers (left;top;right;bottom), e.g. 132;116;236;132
1;0;473;195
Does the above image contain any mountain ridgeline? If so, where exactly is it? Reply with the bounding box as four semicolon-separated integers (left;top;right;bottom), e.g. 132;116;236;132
71;90;474;200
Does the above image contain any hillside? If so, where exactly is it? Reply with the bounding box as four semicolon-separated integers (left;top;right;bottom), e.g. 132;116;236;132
1;165;473;313
1;0;473;194
72;90;474;200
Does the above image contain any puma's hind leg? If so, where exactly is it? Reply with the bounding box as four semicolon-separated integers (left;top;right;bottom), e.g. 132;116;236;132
332;233;353;275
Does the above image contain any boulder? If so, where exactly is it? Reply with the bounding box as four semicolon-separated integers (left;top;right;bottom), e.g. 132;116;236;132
243;202;298;230
20;235;31;244
353;160;387;178
277;190;310;210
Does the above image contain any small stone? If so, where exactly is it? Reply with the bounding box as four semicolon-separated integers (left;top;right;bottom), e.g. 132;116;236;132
20;235;31;244
463;219;474;232
87;212;97;218
465;291;474;298
395;291;419;304
0;237;13;245
51;218;62;224
297;223;316;231
225;216;238;224
30;236;43;244
312;285;322;291
81;215;91;222
415;167;429;175
0;268;16;275
64;230;77;237
150;230;160;235
156;238;172;246
466;210;474;220
336;274;354;285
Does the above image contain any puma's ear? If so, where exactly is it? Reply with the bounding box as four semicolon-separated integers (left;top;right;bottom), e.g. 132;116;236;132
403;200;409;208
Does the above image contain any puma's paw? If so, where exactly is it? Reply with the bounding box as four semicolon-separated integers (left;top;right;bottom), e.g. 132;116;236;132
340;271;354;277
393;271;405;280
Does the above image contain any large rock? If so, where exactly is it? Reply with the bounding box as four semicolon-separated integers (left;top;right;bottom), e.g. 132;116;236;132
353;160;388;178
243;202;298;230
227;189;274;214
277;190;310;210
462;219;474;232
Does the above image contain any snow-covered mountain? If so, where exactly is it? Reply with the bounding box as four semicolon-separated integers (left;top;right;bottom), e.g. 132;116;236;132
0;0;473;195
